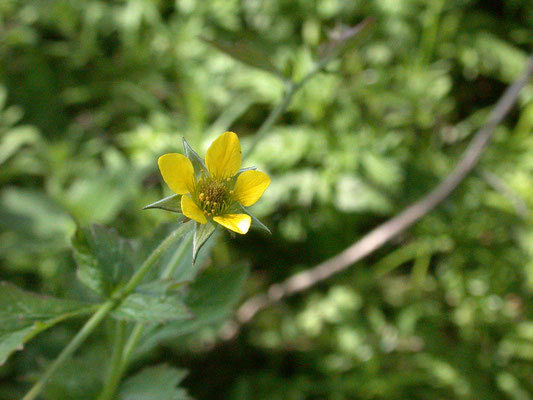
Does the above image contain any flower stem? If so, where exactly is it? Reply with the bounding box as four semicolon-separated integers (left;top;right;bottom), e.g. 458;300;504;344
97;231;194;400
243;80;297;160
97;321;126;400
22;222;193;400
22;299;117;400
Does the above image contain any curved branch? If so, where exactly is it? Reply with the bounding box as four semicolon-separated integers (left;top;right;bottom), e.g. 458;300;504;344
235;55;533;326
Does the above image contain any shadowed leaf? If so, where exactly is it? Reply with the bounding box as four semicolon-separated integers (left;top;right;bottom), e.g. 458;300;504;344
0;283;93;365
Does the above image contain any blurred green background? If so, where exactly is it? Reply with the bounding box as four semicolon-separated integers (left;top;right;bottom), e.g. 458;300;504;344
1;0;533;399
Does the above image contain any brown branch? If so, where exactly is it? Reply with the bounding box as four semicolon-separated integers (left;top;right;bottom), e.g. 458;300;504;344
234;55;533;327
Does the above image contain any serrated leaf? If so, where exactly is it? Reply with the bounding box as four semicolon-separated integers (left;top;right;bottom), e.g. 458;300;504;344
240;205;271;234
0;282;93;365
119;364;190;400
142;194;183;214
112;292;192;324
135;265;248;356
134;279;190;297
182;137;207;178
73;224;136;297
193;222;216;264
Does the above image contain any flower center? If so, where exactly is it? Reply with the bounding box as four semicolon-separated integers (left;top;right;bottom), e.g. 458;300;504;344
194;174;233;217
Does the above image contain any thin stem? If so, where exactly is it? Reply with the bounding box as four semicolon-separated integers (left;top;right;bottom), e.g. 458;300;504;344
97;231;194;400
22;300;117;400
243;19;373;160
161;232;194;279
23;222;193;400
120;222;192;296
97;324;144;400
98;321;126;400
243;80;297;160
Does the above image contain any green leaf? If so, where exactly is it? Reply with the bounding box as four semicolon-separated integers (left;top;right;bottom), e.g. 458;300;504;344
0;282;93;365
200;28;281;77
318;18;374;62
0;126;40;165
185;265;248;317
72;224;136;297
134;279;190;297
182;137;207;178
240;205;271;234
142;194;183;214
112;292;192;324
119;364;190;400
0;188;75;271
135;265;248;356
193;221;216;264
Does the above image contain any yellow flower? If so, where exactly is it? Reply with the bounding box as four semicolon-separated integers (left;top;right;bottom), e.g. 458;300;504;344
158;132;270;234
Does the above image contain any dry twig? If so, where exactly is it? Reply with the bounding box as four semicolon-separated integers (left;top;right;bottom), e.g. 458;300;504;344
232;55;533;330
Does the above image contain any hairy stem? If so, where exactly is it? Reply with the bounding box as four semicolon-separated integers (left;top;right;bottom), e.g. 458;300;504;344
23;222;192;400
22;300;117;400
97;231;194;400
97;321;127;400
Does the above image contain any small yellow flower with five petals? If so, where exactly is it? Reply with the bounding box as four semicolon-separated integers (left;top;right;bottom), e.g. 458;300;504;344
158;132;270;234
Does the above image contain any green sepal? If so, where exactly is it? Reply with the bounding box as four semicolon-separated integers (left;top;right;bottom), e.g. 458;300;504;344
183;137;207;178
193;222;216;264
240;205;271;234
237;166;257;174
142;194;182;214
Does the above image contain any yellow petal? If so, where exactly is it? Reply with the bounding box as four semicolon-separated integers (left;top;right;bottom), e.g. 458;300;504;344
205;131;241;180
233;170;271;207
213;214;251;234
158;153;195;194
181;195;207;224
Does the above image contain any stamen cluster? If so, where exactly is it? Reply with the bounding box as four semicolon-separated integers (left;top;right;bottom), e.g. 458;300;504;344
194;173;234;217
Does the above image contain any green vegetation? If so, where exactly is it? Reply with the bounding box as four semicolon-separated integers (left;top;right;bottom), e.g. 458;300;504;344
1;0;532;399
